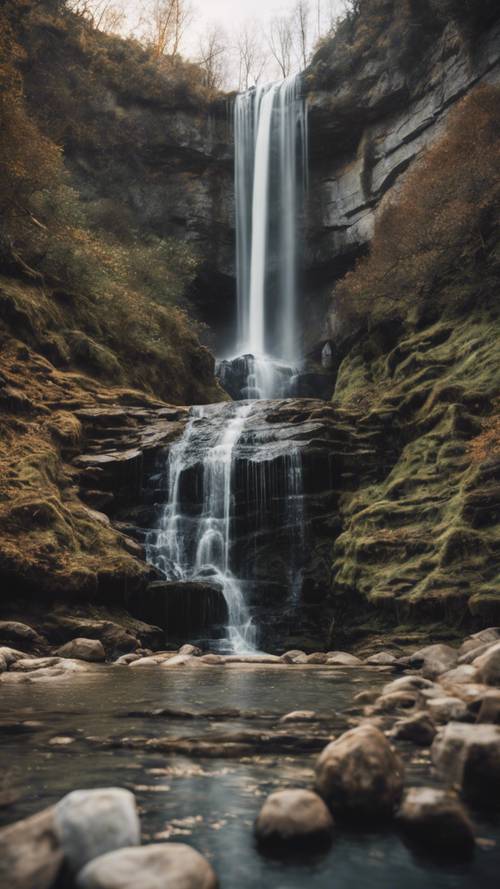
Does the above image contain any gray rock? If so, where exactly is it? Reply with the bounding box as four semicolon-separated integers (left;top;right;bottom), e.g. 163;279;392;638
431;722;500;805
365;652;397;665
427;697;469;724
440;665;478;686
0;806;62;889
55;638;106;663
307;652;329;664
178;644;202;656
391;711;437;746
382;676;436;695
114;653;142;665
315;724;404;817
460;629;500;656
0;645;25;666
255;789;334;849
396;787;475;855
474;641;500;686
474;690;500;725
326;652;362;666
410;644;458;680
371;690;420;714
76;843;218;889
458;641;497;665
54;788;140;874
0;621;45;650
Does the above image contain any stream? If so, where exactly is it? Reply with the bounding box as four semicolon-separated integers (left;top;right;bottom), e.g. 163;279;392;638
1;664;499;888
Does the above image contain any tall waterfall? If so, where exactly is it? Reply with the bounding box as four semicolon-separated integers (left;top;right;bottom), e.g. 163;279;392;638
233;75;308;394
146;76;308;652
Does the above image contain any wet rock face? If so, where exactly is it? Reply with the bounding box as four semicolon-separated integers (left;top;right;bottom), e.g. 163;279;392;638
137;581;228;642
305;20;500;295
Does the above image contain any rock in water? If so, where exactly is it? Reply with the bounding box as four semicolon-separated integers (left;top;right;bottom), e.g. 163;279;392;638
391;712;437;746
396;787;475;856
55;638;106;662
315;724;404;818
54;788;140;874
254;789;334;851
0;807;63;889
76;844;218;889
431;723;500;806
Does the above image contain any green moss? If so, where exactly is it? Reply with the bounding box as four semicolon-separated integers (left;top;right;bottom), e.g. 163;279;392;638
331;307;500;627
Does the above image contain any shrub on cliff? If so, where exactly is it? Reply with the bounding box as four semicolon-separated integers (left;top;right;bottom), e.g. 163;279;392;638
334;85;500;331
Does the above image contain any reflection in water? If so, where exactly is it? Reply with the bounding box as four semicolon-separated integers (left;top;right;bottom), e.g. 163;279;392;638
0;667;498;889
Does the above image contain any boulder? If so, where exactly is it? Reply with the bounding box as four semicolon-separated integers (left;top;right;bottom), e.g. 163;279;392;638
0;645;25;666
76;843;218;889
365;652;397;665
306;653;328;664
458;641;497;665
440;665;478;686
54;788;140;874
281;650;307;664
326;652;362;666
459;628;500;657
475;690;500;725
431;723;500;805
55;638;106;662
396;787;475;856
371;691;419;714
178;644;202;657
0;621;45;651
382;676;436;695
0;807;62;889
410;644;458;680
391;712;437;746
254;789;334;850
427;697;469;724
474;641;500;686
114;653;142;665
315;724;404;818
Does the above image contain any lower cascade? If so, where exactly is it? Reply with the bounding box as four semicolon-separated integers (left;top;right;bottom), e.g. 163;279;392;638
146;401;306;652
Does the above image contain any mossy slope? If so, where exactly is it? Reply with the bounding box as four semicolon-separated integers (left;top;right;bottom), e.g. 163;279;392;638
331;307;500;628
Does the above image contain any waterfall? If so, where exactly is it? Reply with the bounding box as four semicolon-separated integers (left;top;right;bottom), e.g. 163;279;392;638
145;76;309;652
146;402;307;653
146;403;256;653
232;75;308;396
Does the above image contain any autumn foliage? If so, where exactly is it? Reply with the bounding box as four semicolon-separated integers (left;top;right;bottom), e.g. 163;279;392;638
335;86;500;329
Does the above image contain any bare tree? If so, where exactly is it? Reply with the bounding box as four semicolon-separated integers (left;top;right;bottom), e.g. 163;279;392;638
293;0;311;70
267;14;293;79
67;0;125;33
141;0;192;59
197;25;228;91
235;20;268;91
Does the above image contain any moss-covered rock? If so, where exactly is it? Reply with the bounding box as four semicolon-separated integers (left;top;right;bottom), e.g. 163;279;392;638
330;306;500;630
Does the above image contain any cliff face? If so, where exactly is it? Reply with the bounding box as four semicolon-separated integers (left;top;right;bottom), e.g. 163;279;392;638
303;14;500;342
